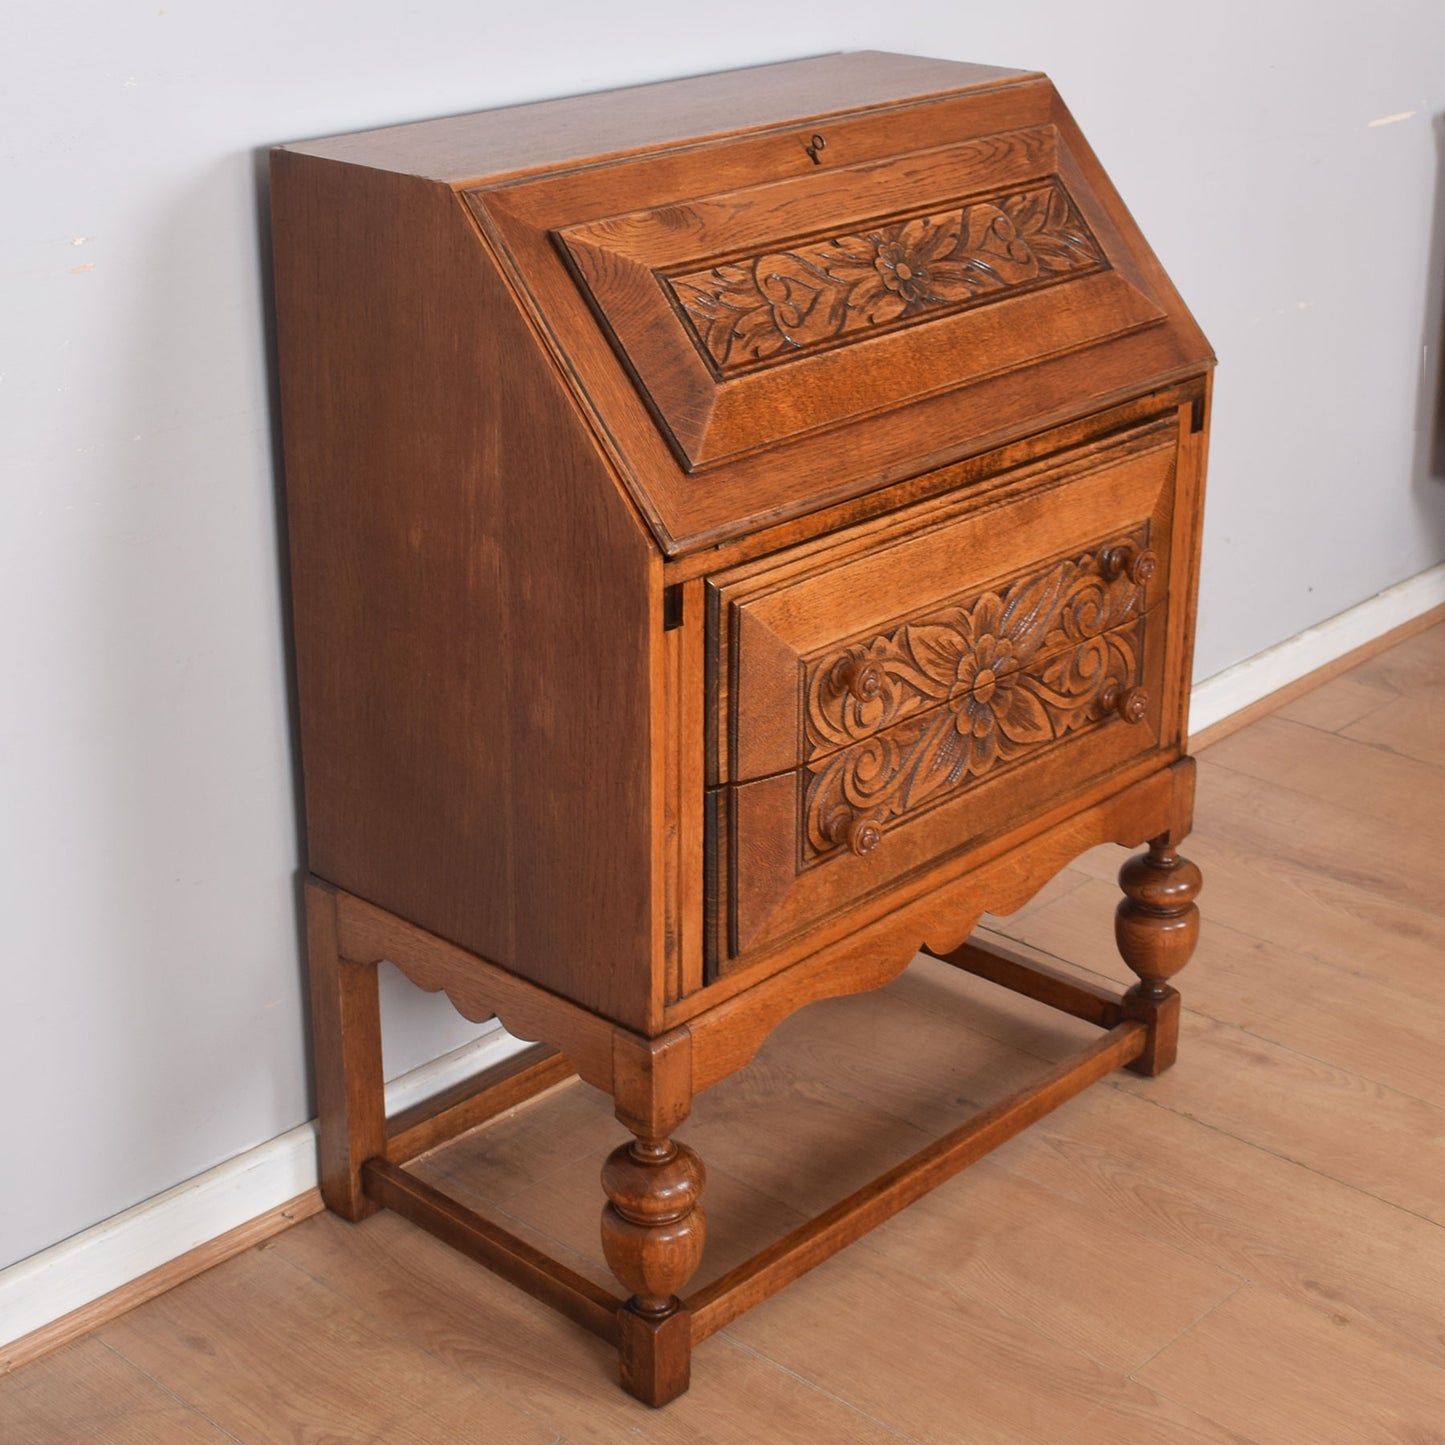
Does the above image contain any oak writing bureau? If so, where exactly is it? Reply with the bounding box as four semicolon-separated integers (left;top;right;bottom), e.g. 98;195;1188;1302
271;51;1212;1405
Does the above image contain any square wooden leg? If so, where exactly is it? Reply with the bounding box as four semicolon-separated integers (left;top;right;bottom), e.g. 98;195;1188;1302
1122;984;1181;1076
617;1303;693;1407
306;879;386;1220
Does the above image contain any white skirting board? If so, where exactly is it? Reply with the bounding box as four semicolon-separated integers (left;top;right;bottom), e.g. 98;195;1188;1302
0;1024;533;1350
1187;563;1445;735
2;560;1442;1353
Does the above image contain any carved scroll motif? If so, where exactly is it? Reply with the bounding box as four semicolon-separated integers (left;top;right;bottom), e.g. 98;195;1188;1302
668;178;1107;374
803;547;1149;860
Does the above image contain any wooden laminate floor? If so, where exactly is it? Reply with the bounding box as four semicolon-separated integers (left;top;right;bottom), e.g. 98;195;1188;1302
4;622;1443;1443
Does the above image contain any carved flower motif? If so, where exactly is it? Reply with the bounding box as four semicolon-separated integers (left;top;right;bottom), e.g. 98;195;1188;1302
946;619;1054;772
803;550;1144;859
832;215;980;324
873;239;928;301
953;634;1021;727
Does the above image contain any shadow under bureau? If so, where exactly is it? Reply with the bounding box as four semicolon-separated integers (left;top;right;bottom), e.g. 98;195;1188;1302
271;50;1213;1406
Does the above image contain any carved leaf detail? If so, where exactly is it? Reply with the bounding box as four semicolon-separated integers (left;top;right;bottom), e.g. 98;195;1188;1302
802;545;1150;860
668;178;1107;373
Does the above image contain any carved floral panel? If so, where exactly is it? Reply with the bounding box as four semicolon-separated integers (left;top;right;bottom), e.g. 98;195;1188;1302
667;178;1107;375
804;541;1149;761
802;546;1149;861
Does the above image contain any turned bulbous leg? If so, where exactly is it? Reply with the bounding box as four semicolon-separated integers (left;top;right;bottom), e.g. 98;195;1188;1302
601;1137;706;1313
601;1136;705;1406
1116;838;1202;1076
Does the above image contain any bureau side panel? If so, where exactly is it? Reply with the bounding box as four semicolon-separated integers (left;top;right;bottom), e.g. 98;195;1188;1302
271;152;660;1029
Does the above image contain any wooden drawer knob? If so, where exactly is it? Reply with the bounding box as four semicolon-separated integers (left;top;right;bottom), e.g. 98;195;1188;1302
827;811;884;857
829;657;885;703
1100;682;1149;724
1100;544;1158;586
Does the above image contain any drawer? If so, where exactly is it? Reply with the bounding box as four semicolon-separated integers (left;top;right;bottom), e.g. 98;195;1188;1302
708;416;1178;786
715;606;1165;965
803;572;1152;859
800;534;1151;777
704;415;1186;971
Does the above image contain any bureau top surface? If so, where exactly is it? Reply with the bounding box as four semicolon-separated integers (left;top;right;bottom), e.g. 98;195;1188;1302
280;52;1030;183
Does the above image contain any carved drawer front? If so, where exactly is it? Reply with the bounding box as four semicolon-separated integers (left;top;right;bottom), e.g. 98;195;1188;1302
801;549;1151;861
709;416;1178;786
705;416;1185;970
799;533;1152;778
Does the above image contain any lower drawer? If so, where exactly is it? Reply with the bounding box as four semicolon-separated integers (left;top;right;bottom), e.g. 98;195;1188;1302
709;598;1169;969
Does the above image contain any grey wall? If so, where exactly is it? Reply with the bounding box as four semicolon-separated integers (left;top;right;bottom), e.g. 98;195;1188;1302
5;0;1443;1269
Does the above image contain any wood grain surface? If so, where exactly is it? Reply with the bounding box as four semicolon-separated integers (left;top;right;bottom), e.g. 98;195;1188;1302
476;73;1211;555
282;52;1033;184
272;151;664;1030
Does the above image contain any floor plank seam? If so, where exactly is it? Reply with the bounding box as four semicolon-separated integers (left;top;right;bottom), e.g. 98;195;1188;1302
245;1230;365;1301
1170;1015;1445;1114
980;929;1122;992
778;1037;1073;1137
1126;1376;1261;1445
868;987;1091;1071
1261;936;1443;994
1095;1086;1445;1233
1198;746;1445;830
712;1332;927;1444
92;1335;246;1445
1349;734;1445;770
424;1155;593;1231
919;1263;1186;1384
400;1074;589;1187
984;928;1445;1110
260;1232;632;1440
481;1197;622;1291
1123;1277;1252;1381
